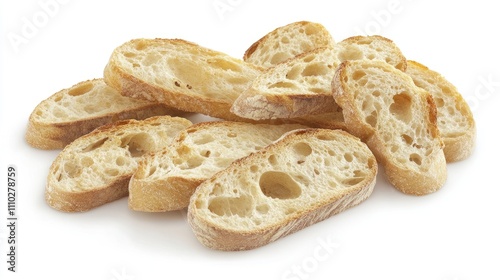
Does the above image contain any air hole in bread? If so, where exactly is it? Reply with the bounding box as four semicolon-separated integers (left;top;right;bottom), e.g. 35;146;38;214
409;153;422;165
81;157;94;167
82;137;109;152
207;58;241;72
269;81;298;90
116;156;127;166
267;154;278;165
208;195;253;217
344;153;354;162
124;52;136;58
286;65;302;80
147;166;157;177
271;52;289;65
338;45;363;61
390;93;412;123
68;82;93;97
105;169;119;176
121;133;154;157
301;62;329;77
256;204;269;214
303;54;315;63
227;132;237;138
63;162;81;178
200;150;211;158
365;112;377;128
250;165;259;173
293;142;312;157
352;70;366;81
343;177;364;186
401;134;413;145
259;171;302;200
194;134;215;145
185;157;203;169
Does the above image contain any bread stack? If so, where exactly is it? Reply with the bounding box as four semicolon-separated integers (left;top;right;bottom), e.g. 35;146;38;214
27;21;475;251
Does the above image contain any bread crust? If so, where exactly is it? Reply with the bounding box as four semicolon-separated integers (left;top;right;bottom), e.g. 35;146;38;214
26;79;180;150
103;39;263;122
332;60;447;195
188;129;377;251
406;60;476;162
45;116;192;212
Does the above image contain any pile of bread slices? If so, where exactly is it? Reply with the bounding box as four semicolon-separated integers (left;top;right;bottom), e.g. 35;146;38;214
26;21;475;251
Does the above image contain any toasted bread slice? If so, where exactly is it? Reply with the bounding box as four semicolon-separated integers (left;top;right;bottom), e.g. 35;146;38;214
46;116;192;212
244;21;335;68
332;60;447;195
188;128;377;251
231;35;407;120
406;60;476;162
129;121;306;212
26;79;181;150
103;38;263;121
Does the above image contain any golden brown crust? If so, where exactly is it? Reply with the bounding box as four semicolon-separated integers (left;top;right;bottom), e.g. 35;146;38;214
406;60;476;162
188;129;377;251
45;116;192;212
332;60;447;195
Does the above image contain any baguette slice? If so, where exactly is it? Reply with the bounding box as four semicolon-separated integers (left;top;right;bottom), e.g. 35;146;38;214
231;35;407;120
188;128;377;251
129;121;306;212
26;79;181;150
332;60;446;195
405;60;476;162
244;21;335;68
46;116;192;212
103;38;263;121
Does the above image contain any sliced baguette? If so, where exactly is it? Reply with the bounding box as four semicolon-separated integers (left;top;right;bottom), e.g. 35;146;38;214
129;121;307;212
46;116;192;212
26;79;181;150
244;21;335;68
231;35;407;120
188;128;377;251
103;38;263;121
332;60;446;195
405;60;476;162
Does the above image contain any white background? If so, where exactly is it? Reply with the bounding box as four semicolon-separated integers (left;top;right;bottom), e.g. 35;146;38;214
1;0;499;279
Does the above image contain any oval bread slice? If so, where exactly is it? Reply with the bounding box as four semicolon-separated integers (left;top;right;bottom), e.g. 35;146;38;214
231;35;407;120
26;79;181;150
405;60;476;162
188;129;377;251
129;121;306;212
244;21;335;68
332;60;447;195
103;38;263;121
46;116;192;212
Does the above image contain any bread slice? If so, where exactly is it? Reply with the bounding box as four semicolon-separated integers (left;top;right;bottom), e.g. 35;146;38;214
45;116;192;212
188;128;377;251
103;38;263;121
332;60;447;195
244;21;335;68
405;60;476;162
129;121;307;212
26;79;181;150
231;35;407;120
